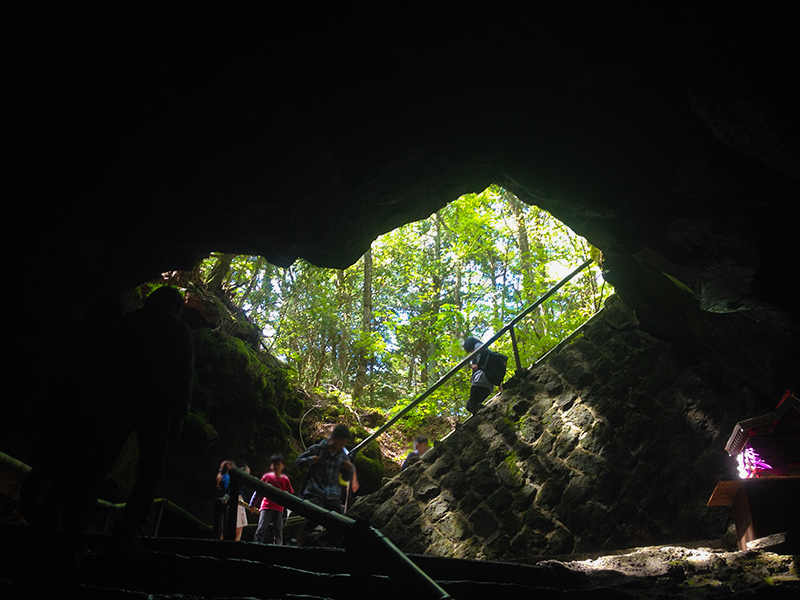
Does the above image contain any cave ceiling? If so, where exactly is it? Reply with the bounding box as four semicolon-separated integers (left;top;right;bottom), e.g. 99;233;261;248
10;6;799;400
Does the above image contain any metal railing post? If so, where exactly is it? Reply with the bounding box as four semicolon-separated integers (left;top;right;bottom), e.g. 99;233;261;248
153;498;166;538
227;467;452;599
509;325;522;371
224;491;238;540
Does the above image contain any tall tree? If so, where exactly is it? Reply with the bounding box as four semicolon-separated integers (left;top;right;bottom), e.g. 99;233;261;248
353;247;373;400
189;184;613;416
206;253;235;292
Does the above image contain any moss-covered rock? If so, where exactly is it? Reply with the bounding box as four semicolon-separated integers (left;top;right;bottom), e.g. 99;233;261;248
192;328;295;460
149;289;308;522
350;429;385;496
174;412;219;454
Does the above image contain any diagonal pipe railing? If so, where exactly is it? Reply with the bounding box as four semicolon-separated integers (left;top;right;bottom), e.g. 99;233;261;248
226;467;452;599
351;258;594;455
5;450;446;596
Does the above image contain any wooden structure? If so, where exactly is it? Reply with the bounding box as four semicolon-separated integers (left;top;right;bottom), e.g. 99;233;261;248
707;391;800;551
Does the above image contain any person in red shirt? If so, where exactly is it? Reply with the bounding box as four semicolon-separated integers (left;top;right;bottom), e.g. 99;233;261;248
250;454;294;545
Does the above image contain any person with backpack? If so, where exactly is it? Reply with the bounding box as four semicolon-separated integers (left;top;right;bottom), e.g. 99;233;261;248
294;424;354;545
463;336;507;415
216;461;249;541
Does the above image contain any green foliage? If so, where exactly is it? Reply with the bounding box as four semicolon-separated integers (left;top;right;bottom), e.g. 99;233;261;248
196;184;612;424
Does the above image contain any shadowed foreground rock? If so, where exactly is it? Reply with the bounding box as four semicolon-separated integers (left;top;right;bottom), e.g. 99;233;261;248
351;295;757;561
0;527;800;600
0;526;797;599
552;545;798;597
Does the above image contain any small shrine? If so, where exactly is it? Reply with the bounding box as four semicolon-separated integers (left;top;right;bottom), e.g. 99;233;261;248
707;390;800;551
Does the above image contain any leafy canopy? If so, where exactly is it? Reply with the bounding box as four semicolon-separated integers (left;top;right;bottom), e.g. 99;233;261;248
196;185;612;422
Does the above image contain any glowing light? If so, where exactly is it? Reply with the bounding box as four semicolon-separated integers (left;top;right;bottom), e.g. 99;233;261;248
736;447;773;479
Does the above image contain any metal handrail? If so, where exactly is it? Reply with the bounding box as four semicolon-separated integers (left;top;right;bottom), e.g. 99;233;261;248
351;258;594;454
531;308;604;367
227;467;452;600
1;452;211;537
0;451;32;476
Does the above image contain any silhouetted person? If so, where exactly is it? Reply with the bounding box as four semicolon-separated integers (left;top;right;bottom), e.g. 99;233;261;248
216;460;249;541
20;291;124;531
56;286;194;554
106;286;194;550
464;336;493;415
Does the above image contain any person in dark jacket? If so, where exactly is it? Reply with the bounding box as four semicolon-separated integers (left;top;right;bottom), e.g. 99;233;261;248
463;336;493;415
294;424;354;545
59;286;194;553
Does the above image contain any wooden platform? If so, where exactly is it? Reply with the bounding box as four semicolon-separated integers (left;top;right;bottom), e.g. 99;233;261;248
708;477;800;551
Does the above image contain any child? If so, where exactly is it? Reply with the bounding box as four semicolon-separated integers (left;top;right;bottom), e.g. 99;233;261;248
217;460;250;540
250;454;294;545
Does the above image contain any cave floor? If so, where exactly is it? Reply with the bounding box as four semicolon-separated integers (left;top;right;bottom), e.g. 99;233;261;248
0;525;797;599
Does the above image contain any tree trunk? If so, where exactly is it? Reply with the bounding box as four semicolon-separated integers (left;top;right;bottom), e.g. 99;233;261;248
236;256;265;308
313;337;328;388
336;269;350;384
425;214;443;385
207;253;235;292
506;192;534;306
353;247;373;400
454;257;462;309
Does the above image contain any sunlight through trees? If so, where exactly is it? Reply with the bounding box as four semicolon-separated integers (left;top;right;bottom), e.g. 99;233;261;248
195;185;611;418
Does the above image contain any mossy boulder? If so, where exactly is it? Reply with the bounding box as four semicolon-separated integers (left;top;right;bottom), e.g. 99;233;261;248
156;321;304;522
354;442;385;496
349;426;385;496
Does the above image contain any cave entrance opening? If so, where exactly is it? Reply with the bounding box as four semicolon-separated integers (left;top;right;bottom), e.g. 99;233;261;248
164;184;610;446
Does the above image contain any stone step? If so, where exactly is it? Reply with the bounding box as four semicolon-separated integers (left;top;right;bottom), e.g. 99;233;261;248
8;528;796;599
0;526;586;599
133;534;581;589
0;549;578;600
0;525;582;588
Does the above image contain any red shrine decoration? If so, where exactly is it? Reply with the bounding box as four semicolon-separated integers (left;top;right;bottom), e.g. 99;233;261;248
707;390;800;551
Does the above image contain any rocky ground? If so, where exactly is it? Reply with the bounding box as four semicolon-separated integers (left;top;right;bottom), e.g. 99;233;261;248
544;544;798;598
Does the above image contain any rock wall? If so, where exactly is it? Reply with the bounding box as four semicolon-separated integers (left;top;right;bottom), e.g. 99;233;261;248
7;8;800;470
350;295;756;562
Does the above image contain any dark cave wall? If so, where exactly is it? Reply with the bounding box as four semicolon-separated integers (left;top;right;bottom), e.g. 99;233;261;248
12;7;798;295
10;8;799;385
4;6;799;536
350;295;754;561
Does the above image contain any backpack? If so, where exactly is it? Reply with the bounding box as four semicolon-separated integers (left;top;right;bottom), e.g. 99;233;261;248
480;350;508;386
